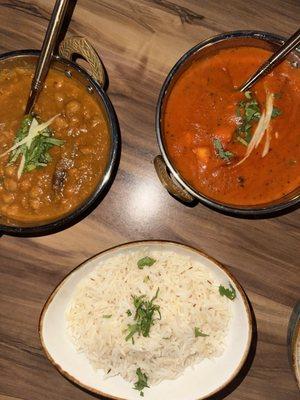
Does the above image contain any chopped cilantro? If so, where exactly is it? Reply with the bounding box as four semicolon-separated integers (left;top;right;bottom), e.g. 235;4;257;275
213;139;234;162
219;283;236;300
235;92;261;145
137;256;156;269
235;91;282;145
271;107;282;118
195;327;209;337
125;288;161;342
133;368;149;396
7;115;64;178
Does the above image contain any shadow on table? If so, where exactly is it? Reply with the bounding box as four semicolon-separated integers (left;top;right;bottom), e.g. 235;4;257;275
193;198;300;220
66;296;257;400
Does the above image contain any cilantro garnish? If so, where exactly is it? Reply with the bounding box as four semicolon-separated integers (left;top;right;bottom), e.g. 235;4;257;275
219;283;236;300
137;256;156;269
133;368;149;396
125;288;161;343
235;91;261;145
213;139;234;162
271;107;282;118
195;327;209;337
8;115;64;178
235;91;282;145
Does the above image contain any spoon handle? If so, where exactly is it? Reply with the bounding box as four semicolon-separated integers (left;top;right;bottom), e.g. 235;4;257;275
25;0;70;115
239;28;300;92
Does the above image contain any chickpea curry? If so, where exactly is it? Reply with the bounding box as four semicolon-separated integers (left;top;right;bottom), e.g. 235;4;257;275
163;46;300;205
0;67;110;223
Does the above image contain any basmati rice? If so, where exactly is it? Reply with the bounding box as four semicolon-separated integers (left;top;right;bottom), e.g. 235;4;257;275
66;249;232;385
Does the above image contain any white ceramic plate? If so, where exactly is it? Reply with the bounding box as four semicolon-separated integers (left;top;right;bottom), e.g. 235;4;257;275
39;241;252;400
288;302;300;388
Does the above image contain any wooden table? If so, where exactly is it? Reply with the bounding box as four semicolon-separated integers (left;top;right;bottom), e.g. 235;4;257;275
0;1;299;399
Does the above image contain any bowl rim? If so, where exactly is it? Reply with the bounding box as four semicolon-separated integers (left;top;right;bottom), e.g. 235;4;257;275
287;301;300;388
39;239;253;400
156;30;300;216
0;49;120;236
292;323;300;388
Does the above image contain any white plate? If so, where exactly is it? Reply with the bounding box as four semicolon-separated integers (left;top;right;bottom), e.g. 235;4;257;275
39;241;252;400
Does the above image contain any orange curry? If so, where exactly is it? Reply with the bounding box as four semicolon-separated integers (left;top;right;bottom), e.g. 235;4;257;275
163;46;300;205
0;67;110;223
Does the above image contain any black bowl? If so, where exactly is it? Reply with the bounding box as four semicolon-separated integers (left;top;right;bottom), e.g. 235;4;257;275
155;30;300;218
0;47;120;236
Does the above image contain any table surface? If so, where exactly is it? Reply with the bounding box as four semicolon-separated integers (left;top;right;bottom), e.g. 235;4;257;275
0;1;299;399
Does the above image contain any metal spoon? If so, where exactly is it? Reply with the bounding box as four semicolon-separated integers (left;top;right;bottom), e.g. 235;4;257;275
239;28;300;92
25;0;70;115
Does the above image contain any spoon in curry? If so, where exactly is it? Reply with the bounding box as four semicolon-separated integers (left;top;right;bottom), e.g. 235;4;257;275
25;0;70;115
239;28;300;92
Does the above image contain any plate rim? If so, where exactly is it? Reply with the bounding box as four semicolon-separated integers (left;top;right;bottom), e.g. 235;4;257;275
39;239;253;400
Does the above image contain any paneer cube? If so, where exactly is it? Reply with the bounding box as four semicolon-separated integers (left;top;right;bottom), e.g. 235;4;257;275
193;146;211;163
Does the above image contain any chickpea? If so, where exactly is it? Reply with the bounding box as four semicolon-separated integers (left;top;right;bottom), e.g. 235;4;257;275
20;179;31;191
91;117;101;128
4;178;18;192
55;92;65;104
53;116;68;130
2;192;14;204
64;186;75;198
65;100;81;116
79;126;88;134
8;204;19;217
60;198;72;210
64;179;81;197
83;108;92;120
79;164;89;172
54;80;63;89
21;197;28;208
80;146;94;155
30;186;43;199
0;205;8;214
69;115;80;124
38;174;51;187
30;198;41;210
68;168;78;178
5;165;16;177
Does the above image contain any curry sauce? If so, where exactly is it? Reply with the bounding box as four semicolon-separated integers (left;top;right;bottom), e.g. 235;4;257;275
0;67;110;223
163;47;300;205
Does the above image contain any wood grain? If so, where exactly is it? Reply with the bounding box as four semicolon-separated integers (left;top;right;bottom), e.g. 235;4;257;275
0;1;299;399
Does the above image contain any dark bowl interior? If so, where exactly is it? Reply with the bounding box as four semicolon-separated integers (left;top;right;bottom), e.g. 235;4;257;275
156;31;300;217
0;50;120;236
